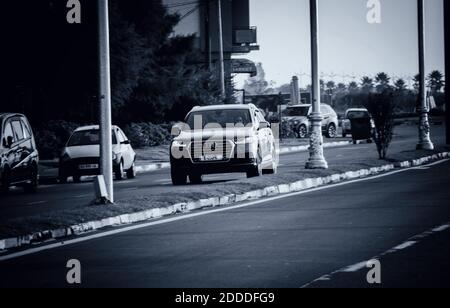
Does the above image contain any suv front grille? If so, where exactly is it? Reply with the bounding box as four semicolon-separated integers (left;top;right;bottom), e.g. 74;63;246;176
189;140;234;163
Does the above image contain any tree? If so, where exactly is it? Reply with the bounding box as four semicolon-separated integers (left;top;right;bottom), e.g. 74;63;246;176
361;76;374;93
326;81;336;95
394;78;407;92
243;63;275;95
348;81;359;93
365;91;396;160
336;83;347;93
427;70;445;94
375;72;391;92
413;74;420;92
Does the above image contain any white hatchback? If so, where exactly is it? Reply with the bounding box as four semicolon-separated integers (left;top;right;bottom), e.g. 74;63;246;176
59;125;136;183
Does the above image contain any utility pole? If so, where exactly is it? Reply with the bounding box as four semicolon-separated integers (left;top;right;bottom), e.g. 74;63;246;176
98;0;114;203
306;0;328;169
217;0;226;100
416;0;434;150
445;0;450;145
204;0;212;70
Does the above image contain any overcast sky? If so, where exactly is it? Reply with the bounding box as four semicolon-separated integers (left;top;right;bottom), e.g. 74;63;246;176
235;0;445;88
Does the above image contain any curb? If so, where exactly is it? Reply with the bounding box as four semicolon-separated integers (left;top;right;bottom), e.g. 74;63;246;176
1;151;448;252
136;141;352;173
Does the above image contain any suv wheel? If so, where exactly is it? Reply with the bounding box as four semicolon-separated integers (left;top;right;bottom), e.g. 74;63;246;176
326;123;337;138
247;148;263;178
171;168;187;186
297;125;308;139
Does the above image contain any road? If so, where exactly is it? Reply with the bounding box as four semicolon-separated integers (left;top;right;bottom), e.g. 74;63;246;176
0;157;449;288
0;124;444;222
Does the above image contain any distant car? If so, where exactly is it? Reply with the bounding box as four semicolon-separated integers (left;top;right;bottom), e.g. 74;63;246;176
170;104;278;185
59;125;136;183
0;113;39;193
282;104;339;139
342;109;374;138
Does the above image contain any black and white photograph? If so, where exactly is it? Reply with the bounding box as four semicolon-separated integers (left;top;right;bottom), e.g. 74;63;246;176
0;0;449;293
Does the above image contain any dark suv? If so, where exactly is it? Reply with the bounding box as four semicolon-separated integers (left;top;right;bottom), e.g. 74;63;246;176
0;113;39;193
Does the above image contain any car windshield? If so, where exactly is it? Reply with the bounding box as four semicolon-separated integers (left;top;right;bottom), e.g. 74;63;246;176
68;130;117;147
283;107;310;117
186;109;252;129
347;111;370;119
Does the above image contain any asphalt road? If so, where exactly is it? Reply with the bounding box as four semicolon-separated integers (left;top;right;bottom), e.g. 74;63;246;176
0;124;444;222
0;157;449;288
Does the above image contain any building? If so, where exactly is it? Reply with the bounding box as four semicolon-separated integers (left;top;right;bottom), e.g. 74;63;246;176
163;0;260;96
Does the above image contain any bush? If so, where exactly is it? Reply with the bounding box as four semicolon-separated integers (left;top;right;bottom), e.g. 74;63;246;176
35;120;80;160
123;122;172;148
365;91;396;160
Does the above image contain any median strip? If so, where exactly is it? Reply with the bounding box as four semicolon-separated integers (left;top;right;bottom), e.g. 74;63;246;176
1;151;448;253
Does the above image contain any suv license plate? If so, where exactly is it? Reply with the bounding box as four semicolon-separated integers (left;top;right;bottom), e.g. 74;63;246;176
79;164;99;170
201;155;224;162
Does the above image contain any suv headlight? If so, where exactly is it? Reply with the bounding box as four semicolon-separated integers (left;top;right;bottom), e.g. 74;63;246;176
172;140;187;148
236;136;256;145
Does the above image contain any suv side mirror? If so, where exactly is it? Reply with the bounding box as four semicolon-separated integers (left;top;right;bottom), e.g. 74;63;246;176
121;140;131;145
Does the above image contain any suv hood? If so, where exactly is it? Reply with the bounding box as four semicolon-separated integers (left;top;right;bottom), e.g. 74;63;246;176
65;144;120;159
175;127;255;142
282;116;309;122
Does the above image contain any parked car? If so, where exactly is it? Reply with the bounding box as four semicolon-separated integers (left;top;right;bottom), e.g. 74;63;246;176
0;113;39;193
282;104;339;139
59;125;136;183
341;109;374;138
170;104;278;185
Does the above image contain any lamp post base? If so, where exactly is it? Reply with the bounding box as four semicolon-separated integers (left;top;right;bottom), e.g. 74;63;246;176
305;113;328;170
417;110;434;150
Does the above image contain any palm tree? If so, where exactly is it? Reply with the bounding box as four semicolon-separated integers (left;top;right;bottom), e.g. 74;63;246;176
394;78;407;92
361;76;374;93
375;72;391;92
413;74;420;91
348;81;359;93
326;81;336;95
336;83;347;93
427;70;445;94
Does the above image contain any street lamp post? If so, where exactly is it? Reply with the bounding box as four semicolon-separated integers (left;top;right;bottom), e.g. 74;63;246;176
306;0;328;169
98;0;114;203
416;0;434;150
217;0;226;100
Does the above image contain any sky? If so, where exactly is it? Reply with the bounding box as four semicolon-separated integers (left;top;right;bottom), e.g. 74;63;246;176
235;0;445;88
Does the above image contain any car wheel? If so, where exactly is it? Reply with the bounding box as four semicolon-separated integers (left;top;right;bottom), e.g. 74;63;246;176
24;165;38;193
0;168;10;194
115;161;124;181
189;174;203;185
297;125;308;139
171;168;187;186
73;176;82;183
126;162;136;179
326;123;337;138
342;131;347;138
59;176;68;184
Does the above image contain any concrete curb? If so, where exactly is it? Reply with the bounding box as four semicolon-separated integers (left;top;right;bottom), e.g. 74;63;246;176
1;151;448;252
136;141;352;173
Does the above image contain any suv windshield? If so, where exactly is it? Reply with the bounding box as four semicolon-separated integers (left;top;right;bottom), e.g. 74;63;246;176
347;111;370;119
68;130;117;147
283;107;310;117
186;109;252;129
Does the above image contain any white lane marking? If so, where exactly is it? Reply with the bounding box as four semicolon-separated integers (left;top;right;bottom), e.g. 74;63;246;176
300;222;450;288
73;194;91;199
26;201;47;206
1;158;449;262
